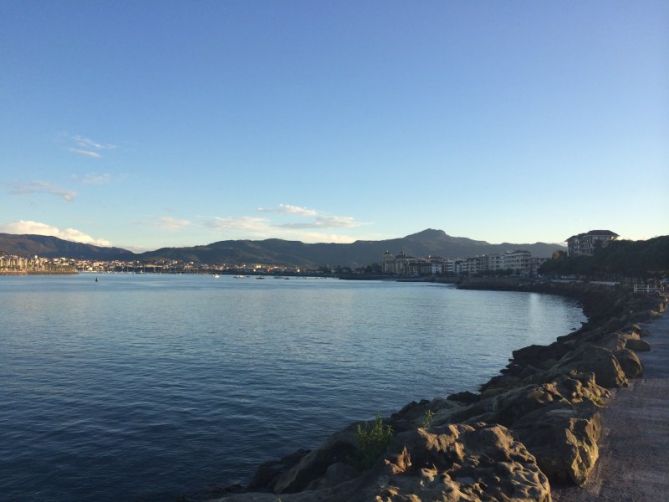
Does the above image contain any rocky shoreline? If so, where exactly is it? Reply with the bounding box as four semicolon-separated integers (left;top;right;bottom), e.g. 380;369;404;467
209;281;667;502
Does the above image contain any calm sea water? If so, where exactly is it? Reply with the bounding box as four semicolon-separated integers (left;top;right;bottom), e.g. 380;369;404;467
0;274;584;501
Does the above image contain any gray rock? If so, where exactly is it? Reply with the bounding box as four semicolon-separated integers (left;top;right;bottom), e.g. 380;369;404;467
550;344;628;389
614;348;643;379
367;423;552;501
625;337;651;352
515;409;602;486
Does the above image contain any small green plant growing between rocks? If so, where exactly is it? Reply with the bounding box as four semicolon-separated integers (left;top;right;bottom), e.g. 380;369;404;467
421;409;434;429
354;415;394;471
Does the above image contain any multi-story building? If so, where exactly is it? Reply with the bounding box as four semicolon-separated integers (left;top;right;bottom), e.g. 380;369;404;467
0;255;28;270
382;251;396;274
487;254;504;272
566;230;619;256
382;251;420;275
501;250;532;275
381;249;535;277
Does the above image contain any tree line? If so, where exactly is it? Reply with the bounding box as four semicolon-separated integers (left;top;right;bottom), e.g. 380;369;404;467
539;236;669;278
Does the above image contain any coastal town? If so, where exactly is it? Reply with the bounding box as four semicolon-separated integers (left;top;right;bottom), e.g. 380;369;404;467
0;230;620;279
0;229;625;278
0;255;305;276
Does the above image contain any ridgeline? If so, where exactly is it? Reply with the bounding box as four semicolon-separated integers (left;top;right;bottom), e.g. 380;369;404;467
0;229;564;268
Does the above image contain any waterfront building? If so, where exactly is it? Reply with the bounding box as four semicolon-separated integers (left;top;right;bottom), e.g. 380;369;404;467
0;255;28;271
487;254;504;272
381;249;535;277
465;256;482;274
501;250;532;275
382;251;413;275
566;230;619;257
382;251;396;274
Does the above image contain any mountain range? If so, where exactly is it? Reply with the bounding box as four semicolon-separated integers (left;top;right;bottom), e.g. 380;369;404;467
0;233;134;260
0;229;564;267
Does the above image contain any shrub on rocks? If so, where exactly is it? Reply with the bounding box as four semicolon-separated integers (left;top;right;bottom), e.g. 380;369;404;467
354;416;394;471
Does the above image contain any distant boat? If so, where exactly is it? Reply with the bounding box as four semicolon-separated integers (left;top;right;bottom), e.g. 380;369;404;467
256;276;265;280
213;274;220;279
233;275;247;279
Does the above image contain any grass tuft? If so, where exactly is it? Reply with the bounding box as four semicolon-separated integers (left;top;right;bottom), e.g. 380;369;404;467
354;415;394;471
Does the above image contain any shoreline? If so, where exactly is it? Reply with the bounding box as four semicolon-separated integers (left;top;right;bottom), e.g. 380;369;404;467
553;311;669;500
206;280;667;501
0;270;78;275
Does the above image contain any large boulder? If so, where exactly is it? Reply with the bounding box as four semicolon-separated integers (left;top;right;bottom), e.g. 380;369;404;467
366;423;551;501
483;383;569;426
389;398;459;433
265;428;358;494
614;348;643;379
630;323;650;338
549;344;628;389
593;329;650;353
551;372;610;407
514;409;602;486
512;342;571;369
448;372;609;427
247;448;309;491
625;337;651;352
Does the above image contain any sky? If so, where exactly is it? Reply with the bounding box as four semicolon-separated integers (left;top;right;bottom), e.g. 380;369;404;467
1;1;668;250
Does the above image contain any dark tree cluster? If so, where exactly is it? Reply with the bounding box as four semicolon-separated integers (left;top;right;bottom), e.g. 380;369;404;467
539;236;669;278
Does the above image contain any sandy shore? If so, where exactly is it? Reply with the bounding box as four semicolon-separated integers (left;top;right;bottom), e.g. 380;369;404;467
555;310;669;501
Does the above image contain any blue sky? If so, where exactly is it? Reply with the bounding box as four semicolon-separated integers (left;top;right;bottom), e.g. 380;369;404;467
1;1;667;250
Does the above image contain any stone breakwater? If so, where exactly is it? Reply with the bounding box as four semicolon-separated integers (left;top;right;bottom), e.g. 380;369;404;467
212;282;667;502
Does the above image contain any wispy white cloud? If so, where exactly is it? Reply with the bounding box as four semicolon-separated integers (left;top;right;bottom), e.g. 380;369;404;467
205;215;357;243
206;216;269;233
72;135;116;151
256;203;362;229
156;216;191;230
277;215;360;229
68;134;116;159
258;203;318;217
9;181;77;202
0;220;111;246
69;148;102;159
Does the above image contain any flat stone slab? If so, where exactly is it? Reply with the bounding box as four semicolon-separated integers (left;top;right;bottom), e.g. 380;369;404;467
555;309;669;501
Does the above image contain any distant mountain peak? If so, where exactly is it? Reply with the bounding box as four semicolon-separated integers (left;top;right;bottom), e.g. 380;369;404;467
405;228;448;239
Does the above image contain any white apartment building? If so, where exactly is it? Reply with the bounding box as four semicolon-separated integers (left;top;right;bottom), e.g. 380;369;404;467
566;230;618;257
381;249;536;276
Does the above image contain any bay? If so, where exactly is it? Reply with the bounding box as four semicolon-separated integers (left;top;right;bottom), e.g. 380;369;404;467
0;274;584;501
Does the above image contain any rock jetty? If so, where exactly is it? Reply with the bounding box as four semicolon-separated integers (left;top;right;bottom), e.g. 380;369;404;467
212;282;667;502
